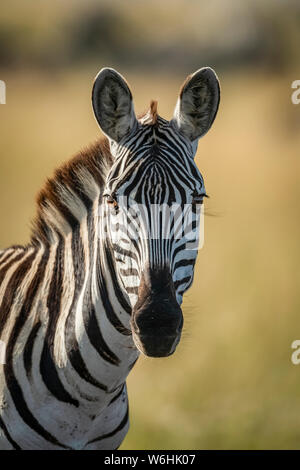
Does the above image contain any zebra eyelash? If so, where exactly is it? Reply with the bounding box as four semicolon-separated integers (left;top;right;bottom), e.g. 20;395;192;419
103;192;116;200
192;192;209;204
104;193;119;210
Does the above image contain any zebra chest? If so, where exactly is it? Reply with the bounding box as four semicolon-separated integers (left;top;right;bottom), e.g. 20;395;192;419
1;384;129;450
51;389;128;450
41;401;127;450
0;348;131;451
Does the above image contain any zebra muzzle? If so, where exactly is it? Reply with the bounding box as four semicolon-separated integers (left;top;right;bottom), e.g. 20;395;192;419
131;302;183;357
131;307;183;358
130;269;183;357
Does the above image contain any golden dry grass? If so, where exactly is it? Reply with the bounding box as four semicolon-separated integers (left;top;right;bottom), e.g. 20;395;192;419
0;68;300;449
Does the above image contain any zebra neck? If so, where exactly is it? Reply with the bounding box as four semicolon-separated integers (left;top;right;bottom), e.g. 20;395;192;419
27;137;139;382
30;138;113;247
43;213;138;406
50;201;137;371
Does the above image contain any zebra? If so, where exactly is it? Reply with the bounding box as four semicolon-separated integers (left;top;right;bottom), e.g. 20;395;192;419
0;67;220;450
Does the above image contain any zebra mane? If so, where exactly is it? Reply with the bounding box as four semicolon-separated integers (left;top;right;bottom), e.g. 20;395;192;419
31;137;113;246
138;100;158;126
30;100;160;246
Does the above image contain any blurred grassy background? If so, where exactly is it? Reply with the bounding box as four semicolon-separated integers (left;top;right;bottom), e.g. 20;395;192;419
0;0;300;450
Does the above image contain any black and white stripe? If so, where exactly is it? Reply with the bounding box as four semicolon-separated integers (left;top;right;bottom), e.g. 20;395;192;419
0;67;220;449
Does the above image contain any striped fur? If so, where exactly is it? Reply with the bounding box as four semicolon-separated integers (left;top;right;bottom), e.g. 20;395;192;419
0;67;220;449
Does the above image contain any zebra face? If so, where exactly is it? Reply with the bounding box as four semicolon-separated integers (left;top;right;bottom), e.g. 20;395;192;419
93;67;220;357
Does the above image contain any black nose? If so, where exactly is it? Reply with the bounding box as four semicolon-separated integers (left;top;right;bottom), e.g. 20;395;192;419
137;332;181;358
131;266;183;357
133;303;183;334
131;302;183;357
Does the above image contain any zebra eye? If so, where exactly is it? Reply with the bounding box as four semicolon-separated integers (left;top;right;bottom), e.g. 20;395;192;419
105;195;119;210
192;193;207;205
192;195;203;205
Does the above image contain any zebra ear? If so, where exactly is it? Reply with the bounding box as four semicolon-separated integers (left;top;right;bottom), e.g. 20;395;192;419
171;67;220;142
92;68;137;142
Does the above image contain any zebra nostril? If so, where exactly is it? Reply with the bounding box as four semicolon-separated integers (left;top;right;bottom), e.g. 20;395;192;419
132;303;183;338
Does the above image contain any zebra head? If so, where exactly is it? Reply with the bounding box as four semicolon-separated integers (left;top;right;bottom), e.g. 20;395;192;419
92;68;220;357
